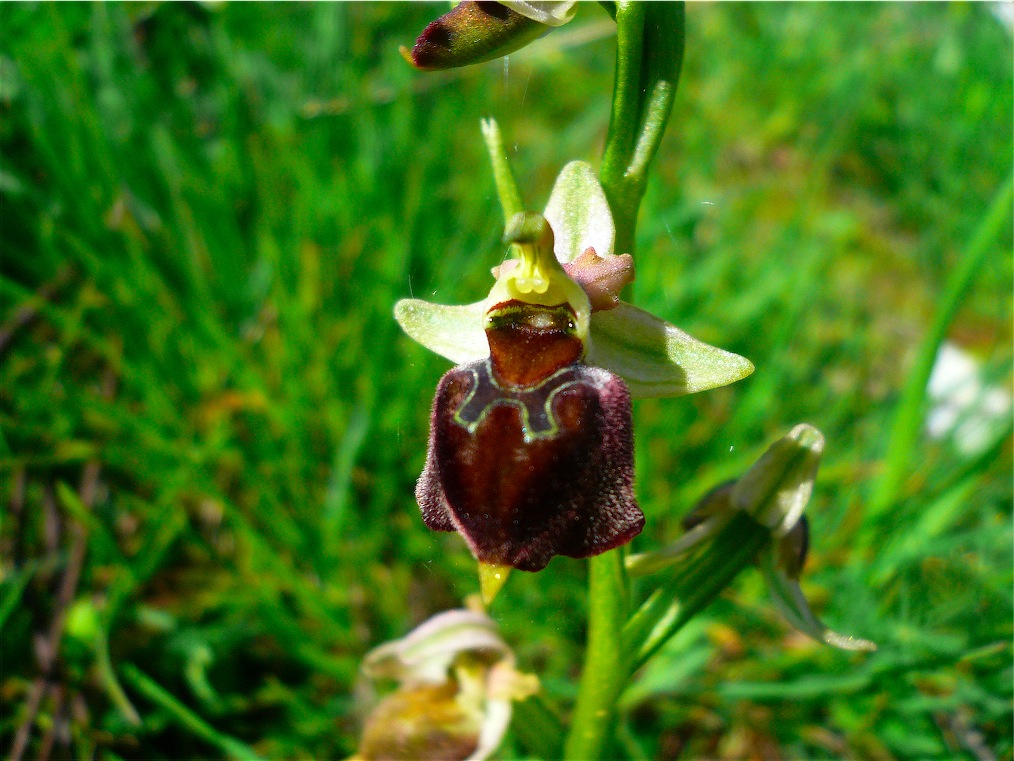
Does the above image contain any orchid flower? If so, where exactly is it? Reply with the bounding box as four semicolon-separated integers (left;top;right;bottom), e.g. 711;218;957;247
395;137;752;598
626;424;877;652
350;606;538;761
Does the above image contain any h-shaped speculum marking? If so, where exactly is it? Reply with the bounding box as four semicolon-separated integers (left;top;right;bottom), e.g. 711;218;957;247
453;359;584;444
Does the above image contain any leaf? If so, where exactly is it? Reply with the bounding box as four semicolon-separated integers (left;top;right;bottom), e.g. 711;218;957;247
394;299;488;364
543;160;615;263
586;302;753;398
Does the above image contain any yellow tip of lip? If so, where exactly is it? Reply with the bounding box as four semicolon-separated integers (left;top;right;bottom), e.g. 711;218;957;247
478;562;512;605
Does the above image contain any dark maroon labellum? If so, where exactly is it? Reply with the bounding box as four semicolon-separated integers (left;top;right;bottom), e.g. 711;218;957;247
416;301;643;571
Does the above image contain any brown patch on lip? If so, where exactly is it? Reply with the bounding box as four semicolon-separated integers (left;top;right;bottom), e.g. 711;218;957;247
484;302;582;387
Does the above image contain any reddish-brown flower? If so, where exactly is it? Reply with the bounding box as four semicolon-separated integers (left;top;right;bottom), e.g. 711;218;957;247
417;298;642;572
395;157;754;585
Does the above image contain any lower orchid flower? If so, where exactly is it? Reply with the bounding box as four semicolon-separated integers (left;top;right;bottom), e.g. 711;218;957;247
350;605;538;761
395;123;753;599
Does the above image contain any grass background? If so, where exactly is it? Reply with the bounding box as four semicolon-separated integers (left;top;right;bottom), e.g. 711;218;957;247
1;3;1011;759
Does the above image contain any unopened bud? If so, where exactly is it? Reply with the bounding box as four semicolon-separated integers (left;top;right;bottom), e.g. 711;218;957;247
404;2;548;71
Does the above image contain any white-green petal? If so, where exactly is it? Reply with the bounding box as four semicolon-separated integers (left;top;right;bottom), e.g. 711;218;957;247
363;609;508;686
394;298;488;365
543;160;615;263
586;303;754;399
760;549;876;652
470;699;512;761
733;424;822;535
499;0;577;27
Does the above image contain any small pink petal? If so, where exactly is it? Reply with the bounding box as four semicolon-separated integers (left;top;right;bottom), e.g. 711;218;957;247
563;248;634;312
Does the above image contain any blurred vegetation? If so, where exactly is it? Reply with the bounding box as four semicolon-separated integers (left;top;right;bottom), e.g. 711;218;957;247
1;3;1011;759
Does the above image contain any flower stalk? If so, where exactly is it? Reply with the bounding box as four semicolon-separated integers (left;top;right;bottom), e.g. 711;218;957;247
600;1;684;257
562;549;629;760
563;4;685;756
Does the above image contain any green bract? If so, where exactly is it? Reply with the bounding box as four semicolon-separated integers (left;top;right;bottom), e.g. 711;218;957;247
394;151;753;400
626;424;877;653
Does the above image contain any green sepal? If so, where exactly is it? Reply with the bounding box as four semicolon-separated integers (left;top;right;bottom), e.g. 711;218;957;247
543;160;616;263
732;423;822;535
586;303;754;398
394;299;487;365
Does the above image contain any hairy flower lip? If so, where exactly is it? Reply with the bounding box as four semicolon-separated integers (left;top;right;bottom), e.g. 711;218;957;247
418;357;642;571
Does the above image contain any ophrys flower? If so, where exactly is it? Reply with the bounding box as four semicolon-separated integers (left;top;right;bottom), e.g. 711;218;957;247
395;126;753;597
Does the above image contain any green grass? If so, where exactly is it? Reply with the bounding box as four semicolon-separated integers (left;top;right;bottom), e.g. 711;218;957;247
1;3;1011;759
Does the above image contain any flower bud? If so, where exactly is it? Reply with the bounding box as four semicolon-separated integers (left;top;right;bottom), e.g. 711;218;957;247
732;423;823;536
626;426;875;653
404;2;550;71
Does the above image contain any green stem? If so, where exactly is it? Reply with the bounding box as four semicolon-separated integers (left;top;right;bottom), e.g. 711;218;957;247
563;549;629;760
600;2;684;256
562;7;688;757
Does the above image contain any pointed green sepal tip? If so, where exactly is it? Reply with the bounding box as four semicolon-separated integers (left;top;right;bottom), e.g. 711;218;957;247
760;549;876;653
478;562;512;605
586;303;754;398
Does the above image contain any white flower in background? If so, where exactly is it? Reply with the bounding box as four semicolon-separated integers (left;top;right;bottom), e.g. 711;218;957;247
926;341;1011;458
